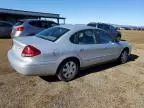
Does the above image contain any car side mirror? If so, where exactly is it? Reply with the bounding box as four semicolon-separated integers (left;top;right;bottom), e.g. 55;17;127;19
115;35;121;42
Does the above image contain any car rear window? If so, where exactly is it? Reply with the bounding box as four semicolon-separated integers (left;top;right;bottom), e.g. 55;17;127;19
15;21;24;26
36;27;70;42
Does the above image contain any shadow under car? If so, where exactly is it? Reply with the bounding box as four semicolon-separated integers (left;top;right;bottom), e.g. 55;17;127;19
40;54;139;82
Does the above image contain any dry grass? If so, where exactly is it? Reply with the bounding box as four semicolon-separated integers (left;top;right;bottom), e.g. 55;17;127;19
0;31;144;108
121;30;144;44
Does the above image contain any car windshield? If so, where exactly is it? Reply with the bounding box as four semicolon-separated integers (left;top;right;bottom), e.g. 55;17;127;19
36;27;70;42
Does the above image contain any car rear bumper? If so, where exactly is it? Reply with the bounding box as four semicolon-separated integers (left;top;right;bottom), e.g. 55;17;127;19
8;50;57;76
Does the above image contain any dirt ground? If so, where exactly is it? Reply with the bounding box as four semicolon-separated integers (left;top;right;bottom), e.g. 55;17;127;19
0;30;144;108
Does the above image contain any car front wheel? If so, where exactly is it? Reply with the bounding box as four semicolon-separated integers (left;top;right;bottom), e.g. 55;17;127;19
57;60;79;81
120;50;129;64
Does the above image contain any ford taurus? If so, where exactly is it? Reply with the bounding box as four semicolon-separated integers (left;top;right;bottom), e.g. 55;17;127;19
8;25;131;81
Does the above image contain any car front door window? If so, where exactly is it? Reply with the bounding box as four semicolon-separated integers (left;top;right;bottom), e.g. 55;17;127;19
94;29;120;61
95;30;112;44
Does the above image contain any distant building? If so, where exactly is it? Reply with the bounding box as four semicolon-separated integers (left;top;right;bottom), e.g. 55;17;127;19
119;27;126;30
0;8;66;24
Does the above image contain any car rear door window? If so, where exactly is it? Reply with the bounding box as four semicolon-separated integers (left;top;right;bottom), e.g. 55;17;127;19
70;29;96;44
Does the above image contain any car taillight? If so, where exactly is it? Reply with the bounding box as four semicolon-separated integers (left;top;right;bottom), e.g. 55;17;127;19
22;45;41;57
16;26;24;31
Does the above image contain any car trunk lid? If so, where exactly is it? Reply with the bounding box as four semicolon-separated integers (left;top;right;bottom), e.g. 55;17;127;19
12;36;56;57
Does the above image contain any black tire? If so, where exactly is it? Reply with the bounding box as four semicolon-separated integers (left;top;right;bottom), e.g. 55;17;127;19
119;49;129;64
57;59;80;82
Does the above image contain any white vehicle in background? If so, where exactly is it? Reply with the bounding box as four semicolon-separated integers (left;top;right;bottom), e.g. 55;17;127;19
11;19;58;38
8;25;132;81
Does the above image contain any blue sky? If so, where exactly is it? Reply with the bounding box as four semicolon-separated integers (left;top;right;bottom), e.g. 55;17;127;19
0;0;143;26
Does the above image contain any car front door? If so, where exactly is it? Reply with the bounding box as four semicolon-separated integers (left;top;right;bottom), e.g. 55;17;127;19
94;29;122;62
109;25;118;39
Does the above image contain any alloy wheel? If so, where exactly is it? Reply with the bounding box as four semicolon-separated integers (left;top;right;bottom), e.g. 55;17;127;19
62;61;77;79
121;50;128;63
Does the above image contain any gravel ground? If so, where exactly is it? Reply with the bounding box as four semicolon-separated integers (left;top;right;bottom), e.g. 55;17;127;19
0;30;144;108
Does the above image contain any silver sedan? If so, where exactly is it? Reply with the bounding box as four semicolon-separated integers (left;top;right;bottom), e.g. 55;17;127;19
8;25;132;81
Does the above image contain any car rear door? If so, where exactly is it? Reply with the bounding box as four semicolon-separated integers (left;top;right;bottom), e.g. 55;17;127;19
73;29;98;66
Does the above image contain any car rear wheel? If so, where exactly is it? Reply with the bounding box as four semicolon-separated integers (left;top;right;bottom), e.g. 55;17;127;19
120;49;129;64
57;60;79;81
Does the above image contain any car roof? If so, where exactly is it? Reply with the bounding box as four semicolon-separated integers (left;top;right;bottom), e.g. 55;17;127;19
58;24;96;31
88;22;112;26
